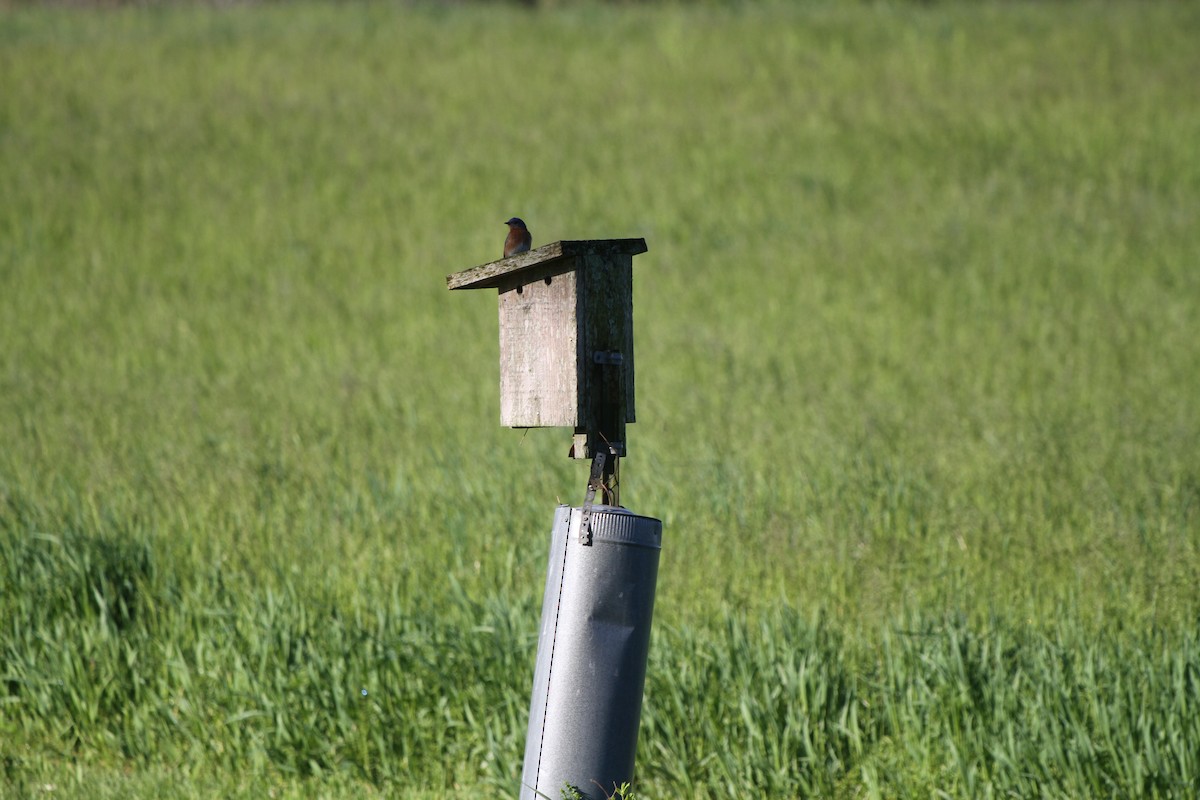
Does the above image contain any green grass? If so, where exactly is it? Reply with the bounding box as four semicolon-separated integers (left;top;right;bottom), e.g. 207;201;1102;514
2;1;1199;797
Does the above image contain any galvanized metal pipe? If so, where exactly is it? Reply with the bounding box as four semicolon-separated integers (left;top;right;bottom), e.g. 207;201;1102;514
519;505;663;800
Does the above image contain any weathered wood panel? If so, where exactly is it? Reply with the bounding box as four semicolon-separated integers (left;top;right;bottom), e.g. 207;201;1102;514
447;239;647;290
498;265;579;427
575;252;635;457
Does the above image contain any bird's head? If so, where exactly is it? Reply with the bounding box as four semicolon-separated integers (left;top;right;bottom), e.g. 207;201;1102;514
504;217;528;230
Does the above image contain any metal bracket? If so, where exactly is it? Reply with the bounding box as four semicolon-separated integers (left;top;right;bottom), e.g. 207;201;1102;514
579;450;607;546
592;350;625;366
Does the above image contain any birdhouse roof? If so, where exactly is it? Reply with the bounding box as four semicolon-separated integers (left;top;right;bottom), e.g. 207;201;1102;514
446;238;648;291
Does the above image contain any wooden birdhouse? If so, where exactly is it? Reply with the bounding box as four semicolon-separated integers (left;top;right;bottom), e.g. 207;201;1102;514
447;238;647;459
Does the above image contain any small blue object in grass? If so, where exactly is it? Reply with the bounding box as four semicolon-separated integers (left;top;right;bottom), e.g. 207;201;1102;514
361;688;368;697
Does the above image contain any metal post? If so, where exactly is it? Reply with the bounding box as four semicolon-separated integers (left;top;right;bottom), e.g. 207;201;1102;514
519;504;663;800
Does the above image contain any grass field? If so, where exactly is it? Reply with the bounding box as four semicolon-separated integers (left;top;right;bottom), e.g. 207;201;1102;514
2;1;1199;797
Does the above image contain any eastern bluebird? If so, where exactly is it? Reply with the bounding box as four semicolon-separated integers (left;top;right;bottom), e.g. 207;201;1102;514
504;217;532;258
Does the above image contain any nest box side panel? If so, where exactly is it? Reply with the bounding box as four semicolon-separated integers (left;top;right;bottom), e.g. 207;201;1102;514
498;267;580;428
577;252;636;437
